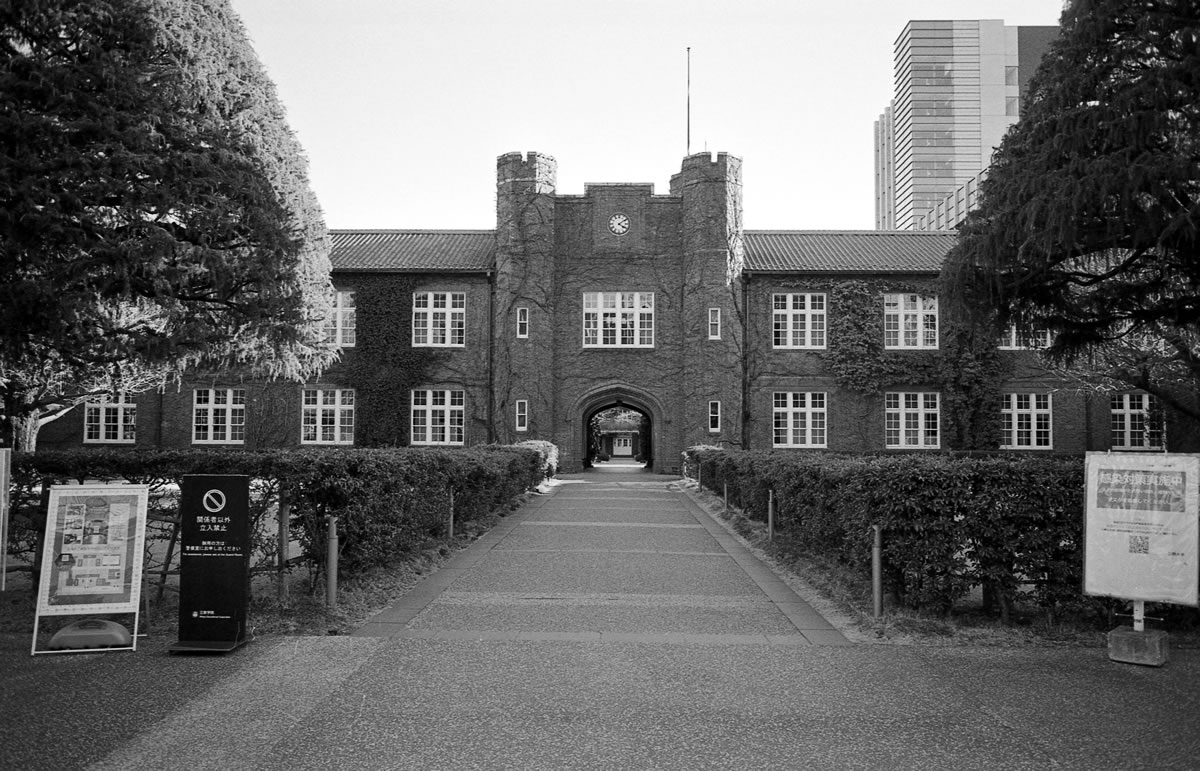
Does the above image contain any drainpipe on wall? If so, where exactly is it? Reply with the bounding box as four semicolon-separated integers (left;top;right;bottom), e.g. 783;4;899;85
486;270;495;444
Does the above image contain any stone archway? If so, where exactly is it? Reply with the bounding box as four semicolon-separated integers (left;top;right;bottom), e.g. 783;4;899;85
573;385;664;470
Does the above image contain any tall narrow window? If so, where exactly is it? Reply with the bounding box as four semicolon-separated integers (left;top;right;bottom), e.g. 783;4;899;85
885;392;939;448
582;292;654;348
84;393;136;444
999;393;1052;449
515;400;529;432
1111;393;1164;450
772;293;826;349
324;289;356;347
516;307;529;339
883;294;938;349
708;401;721;433
193;388;246;444
413;292;466;347
708;308;721;340
411;389;465;445
302;388;355;445
772;392;827;448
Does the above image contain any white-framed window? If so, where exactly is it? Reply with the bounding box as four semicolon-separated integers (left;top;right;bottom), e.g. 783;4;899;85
772;392;827;448
83;393;136;444
999;323;1051;350
884;294;938;349
708;401;721;433
582;291;654;348
411;389;465;445
708;308;721;340
301;388;355;445
885;391;939;448
324;289;356;347
1111;393;1164;450
413;291;466;347
773;293;826;349
515;399;528;432
193;388;246;444
517;307;529;339
1000;393;1052;449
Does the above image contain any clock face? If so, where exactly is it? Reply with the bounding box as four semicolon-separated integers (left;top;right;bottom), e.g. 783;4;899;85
608;213;631;236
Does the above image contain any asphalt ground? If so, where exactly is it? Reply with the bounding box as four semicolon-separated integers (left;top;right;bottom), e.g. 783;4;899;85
2;464;1198;770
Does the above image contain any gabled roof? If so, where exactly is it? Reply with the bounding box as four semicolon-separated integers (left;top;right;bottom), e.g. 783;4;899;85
330;230;495;273
744;231;957;274
328;229;958;275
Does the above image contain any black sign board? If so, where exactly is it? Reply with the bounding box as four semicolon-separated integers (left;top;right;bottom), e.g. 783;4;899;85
170;475;251;654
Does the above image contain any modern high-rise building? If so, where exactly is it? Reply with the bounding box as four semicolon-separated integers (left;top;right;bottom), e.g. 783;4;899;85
874;20;1059;230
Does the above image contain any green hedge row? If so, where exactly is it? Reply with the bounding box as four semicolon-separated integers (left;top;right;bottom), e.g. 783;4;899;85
6;441;556;578
684;447;1088;619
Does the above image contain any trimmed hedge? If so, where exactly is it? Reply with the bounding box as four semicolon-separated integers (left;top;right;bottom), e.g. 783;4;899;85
684;447;1088;619
6;444;553;579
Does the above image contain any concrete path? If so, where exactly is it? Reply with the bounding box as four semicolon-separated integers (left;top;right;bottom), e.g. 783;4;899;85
3;467;1199;770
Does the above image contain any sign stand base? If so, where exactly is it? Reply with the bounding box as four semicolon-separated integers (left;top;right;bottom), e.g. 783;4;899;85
1108;626;1169;667
169;638;249;654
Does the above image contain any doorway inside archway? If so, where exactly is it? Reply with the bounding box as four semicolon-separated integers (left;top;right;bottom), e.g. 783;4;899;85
583;403;652;469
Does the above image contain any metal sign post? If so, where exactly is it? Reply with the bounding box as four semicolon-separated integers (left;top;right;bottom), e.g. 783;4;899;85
1;448;9;592
170;475;251;654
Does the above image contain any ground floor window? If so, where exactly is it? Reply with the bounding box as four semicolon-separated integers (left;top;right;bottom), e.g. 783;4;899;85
411;389;465;445
1000;393;1052;449
1111;393;1164;450
302;388;355;445
773;392;826;447
885;391;939;448
193;388;245;444
84;393;136;444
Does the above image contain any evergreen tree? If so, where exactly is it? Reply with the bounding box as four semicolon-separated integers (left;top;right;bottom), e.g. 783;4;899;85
0;0;336;449
943;0;1200;426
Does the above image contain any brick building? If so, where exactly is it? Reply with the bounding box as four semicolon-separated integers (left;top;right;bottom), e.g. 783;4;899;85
39;152;1185;469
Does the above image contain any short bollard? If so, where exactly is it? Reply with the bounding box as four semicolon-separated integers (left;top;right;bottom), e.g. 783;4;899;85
872;525;883;619
326;515;338;611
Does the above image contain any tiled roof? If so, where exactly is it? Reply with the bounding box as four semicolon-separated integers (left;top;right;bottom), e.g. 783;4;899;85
329;229;958;275
744;231;957;273
330;230;496;272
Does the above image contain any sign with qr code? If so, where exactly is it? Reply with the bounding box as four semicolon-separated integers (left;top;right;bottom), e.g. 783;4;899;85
1084;453;1199;605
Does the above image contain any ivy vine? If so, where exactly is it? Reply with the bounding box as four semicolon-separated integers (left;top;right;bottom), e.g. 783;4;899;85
336;274;446;447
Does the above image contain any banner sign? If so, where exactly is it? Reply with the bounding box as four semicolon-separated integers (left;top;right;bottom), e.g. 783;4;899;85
175;475;251;651
1084;452;1199;606
1;448;9;591
36;485;149;615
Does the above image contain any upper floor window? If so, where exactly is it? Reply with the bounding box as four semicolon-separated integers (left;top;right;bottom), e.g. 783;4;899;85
302;388;355;445
1111;393;1164;450
193;388;245;444
773;391;827;448
517;307;529;339
999;324;1050;350
582;291;654;348
1000;393;1052;449
413;291;465;347
325;289;356;347
411;389;464;445
515;399;529;432
884;294;938;349
885;391;939;448
708;401;721;433
708;308;721;340
773;293;826;349
84;393;136;444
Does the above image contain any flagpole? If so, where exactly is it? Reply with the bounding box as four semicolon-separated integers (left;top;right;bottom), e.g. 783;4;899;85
686;47;691;156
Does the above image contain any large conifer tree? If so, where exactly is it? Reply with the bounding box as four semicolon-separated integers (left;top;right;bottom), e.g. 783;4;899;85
943;0;1200;426
0;0;335;449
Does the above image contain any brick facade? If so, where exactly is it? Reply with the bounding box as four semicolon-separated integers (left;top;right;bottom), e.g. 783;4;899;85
36;152;1196;467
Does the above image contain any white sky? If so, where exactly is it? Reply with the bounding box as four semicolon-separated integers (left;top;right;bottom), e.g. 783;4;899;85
226;0;1063;231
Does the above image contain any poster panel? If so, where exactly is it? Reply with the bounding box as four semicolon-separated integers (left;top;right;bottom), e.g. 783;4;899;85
36;485;149;616
1084;452;1199;606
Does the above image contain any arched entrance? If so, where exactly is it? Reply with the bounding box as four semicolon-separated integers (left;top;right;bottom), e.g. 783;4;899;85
575;386;662;470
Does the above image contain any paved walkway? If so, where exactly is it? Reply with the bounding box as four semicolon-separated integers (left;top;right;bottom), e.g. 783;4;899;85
352;466;849;646
3;467;1199;770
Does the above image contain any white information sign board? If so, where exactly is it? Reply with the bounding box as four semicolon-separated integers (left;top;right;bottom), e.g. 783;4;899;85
1084;452;1199;606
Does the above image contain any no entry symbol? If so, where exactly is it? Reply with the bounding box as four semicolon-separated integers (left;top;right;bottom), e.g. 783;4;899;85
202;489;227;513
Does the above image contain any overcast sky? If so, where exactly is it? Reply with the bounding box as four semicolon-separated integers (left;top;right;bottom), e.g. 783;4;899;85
226;0;1064;232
